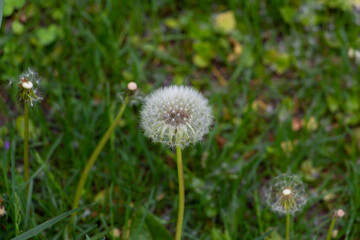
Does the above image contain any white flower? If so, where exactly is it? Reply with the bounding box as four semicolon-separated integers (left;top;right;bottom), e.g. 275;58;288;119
265;174;307;215
140;85;212;148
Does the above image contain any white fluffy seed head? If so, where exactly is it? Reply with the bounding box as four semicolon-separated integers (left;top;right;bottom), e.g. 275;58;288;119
16;68;43;106
140;85;213;148
265;174;307;215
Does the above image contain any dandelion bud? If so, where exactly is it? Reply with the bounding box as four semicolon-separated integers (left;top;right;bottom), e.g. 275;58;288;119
16;68;43;106
265;174;307;215
140;85;213;148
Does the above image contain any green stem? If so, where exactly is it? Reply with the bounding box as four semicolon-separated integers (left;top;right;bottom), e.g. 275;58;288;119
175;146;185;240
24;102;29;192
286;210;290;240
71;95;129;216
325;217;337;240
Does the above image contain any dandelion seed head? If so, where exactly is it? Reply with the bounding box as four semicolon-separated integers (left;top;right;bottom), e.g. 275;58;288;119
127;82;137;91
335;209;345;218
16;68;43;106
140;85;213;148
265;174;307;215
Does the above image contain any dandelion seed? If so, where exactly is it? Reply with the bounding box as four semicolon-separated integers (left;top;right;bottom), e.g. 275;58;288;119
140;85;213;148
265;174;307;215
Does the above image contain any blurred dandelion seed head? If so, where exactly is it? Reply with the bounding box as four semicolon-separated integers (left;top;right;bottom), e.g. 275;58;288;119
16;68;43;106
140;85;213;148
265;174;307;215
334;209;345;218
127;81;137;91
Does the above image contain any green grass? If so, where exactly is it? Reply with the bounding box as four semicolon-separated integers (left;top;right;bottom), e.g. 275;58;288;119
1;0;360;239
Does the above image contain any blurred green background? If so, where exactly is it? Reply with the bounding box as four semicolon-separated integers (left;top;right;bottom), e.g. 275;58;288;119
0;0;360;239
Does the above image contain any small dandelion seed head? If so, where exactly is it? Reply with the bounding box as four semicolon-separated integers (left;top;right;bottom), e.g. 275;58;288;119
334;209;345;219
127;82;137;91
140;85;213;148
16;68;43;106
265;174;307;215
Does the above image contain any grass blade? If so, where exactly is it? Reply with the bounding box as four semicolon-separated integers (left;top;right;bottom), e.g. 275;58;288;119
0;0;3;29
12;204;94;240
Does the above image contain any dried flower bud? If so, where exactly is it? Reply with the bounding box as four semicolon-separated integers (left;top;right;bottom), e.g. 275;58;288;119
140;85;213;148
265;174;307;215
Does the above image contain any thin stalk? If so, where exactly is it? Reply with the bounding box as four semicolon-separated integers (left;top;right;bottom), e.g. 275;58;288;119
286;210;290;240
71;95;129;215
24;102;29;193
325;217;337;240
175;146;185;240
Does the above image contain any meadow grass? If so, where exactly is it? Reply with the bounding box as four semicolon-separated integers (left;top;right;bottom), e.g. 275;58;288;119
0;0;359;239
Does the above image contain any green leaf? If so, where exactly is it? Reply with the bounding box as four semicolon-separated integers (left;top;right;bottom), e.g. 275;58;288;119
164;18;180;29
145;212;173;240
130;215;152;240
36;24;59;46
264;48;291;74
12;204;93;240
193;41;216;59
280;6;296;24
12;20;24;34
193;54;210;68
326;95;339;112
346;96;359;112
3;0;14;17
130;211;172;240
12;0;25;9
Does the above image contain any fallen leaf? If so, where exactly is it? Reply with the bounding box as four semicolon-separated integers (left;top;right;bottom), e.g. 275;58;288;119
212;66;227;86
227;37;243;62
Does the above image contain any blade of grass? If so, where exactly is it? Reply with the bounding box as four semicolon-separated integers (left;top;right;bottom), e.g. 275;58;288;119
0;0;4;29
12;204;94;240
24;180;34;230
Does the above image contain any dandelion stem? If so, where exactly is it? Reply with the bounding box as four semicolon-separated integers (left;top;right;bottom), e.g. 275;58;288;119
175;146;185;240
24;101;29;193
325;217;337;240
71;95;129;219
286;209;290;240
